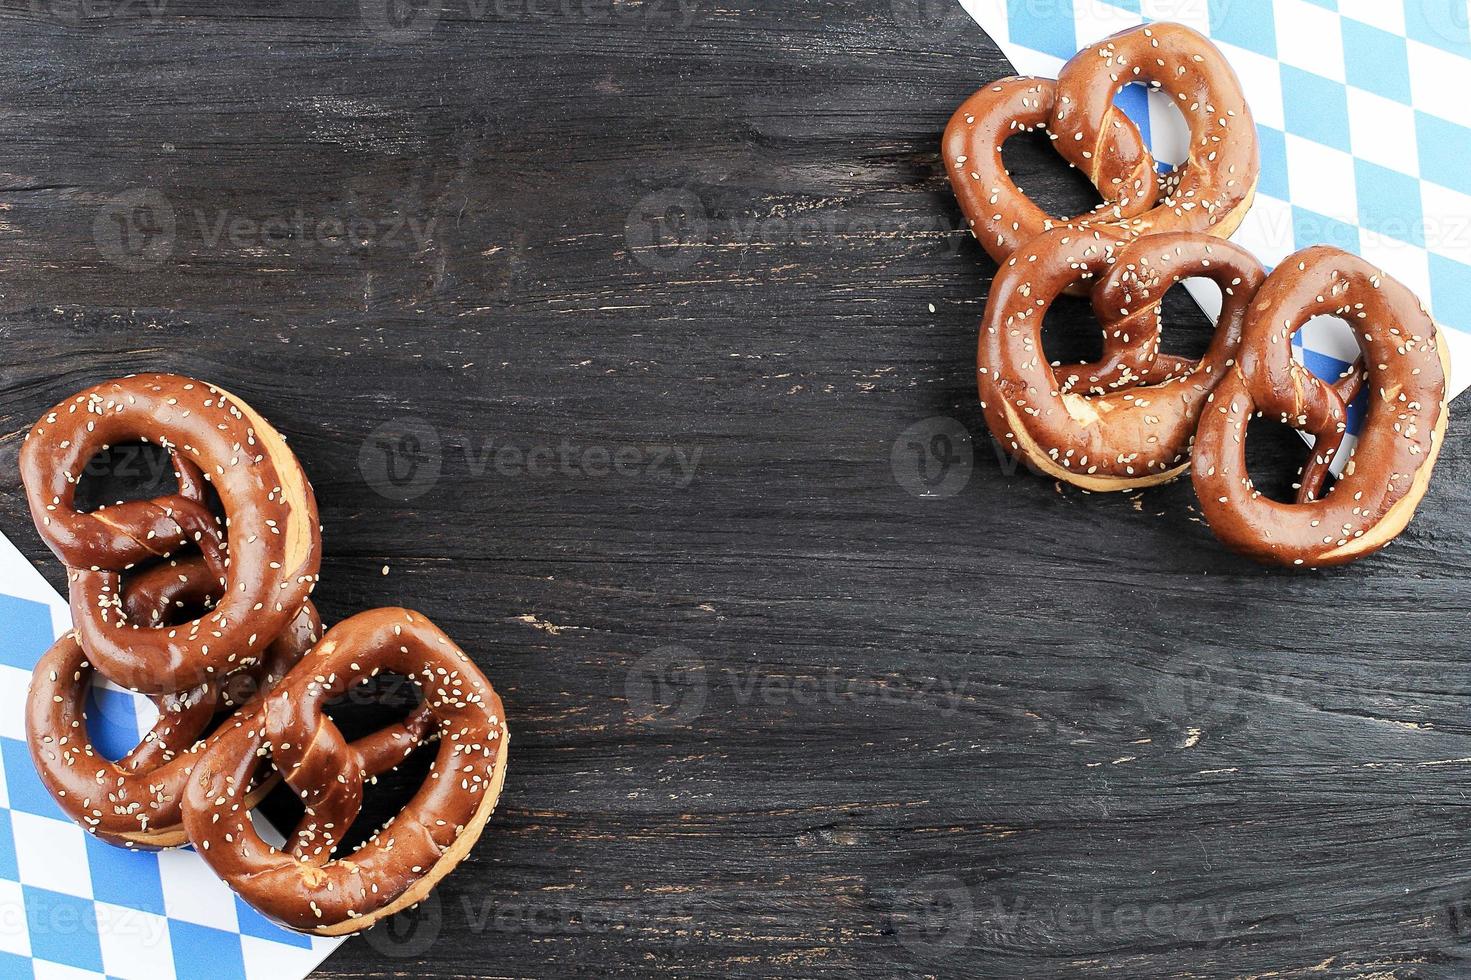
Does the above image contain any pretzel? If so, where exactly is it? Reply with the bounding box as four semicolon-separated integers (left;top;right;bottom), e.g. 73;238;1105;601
26;554;321;848
944;23;1258;275
943;75;1157;267
978;229;1259;490
183;607;509;934
1192;247;1449;566
1052;23;1258;241
20;374;323;693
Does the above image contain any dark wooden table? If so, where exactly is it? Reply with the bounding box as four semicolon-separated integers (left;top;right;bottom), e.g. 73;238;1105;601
3;1;1471;976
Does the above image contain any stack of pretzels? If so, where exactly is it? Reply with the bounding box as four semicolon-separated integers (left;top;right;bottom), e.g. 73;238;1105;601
18;374;509;935
945;22;1449;567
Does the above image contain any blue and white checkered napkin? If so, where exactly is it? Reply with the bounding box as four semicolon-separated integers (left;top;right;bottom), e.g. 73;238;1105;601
0;532;343;980
957;0;1471;413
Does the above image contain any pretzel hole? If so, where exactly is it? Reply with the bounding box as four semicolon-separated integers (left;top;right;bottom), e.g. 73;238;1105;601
1296;315;1364;389
326;671;424;728
1244;413;1327;505
1295;314;1369;480
999;127;1103;221
1154;278;1220;364
263;671;433;858
74;442;177;513
82;678;158;763
1114;82;1188;174
1041;293;1104;367
253;731;438;861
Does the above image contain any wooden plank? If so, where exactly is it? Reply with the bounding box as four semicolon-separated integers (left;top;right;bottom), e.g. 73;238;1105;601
1;2;1468;975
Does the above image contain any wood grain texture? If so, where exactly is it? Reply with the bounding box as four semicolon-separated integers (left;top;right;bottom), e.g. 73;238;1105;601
1;1;1470;977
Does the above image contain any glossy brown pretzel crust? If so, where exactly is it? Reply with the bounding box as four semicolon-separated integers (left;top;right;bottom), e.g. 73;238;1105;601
26;553;321;849
977;229;1259;491
183;608;509;935
20;374;322;693
1192;247;1449;566
944;23;1258;275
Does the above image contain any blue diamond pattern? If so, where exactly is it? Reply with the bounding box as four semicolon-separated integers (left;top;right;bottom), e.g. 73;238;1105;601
84;836;166;917
1355;159;1425;246
978;0;1471;397
1293;205;1360;254
1256;125;1290;200
0;812;16;884
0;595;52;671
0;951;30;980
1416;111;1471;196
1431;254;1471;332
234;896;313;949
169;921;247;979
0;540;340;978
1006;0;1075;60
85;684;140;763
23;885;103;973
1342;18;1412;103
0;740;60;823
1281;65;1352;152
1210;0;1277;57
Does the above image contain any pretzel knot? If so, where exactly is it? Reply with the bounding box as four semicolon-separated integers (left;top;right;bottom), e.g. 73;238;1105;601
20;374;509;935
183;608;509;935
944;22;1258;279
26;553;321;848
978;229;1259;490
21;374;323;693
1193;247;1450;566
